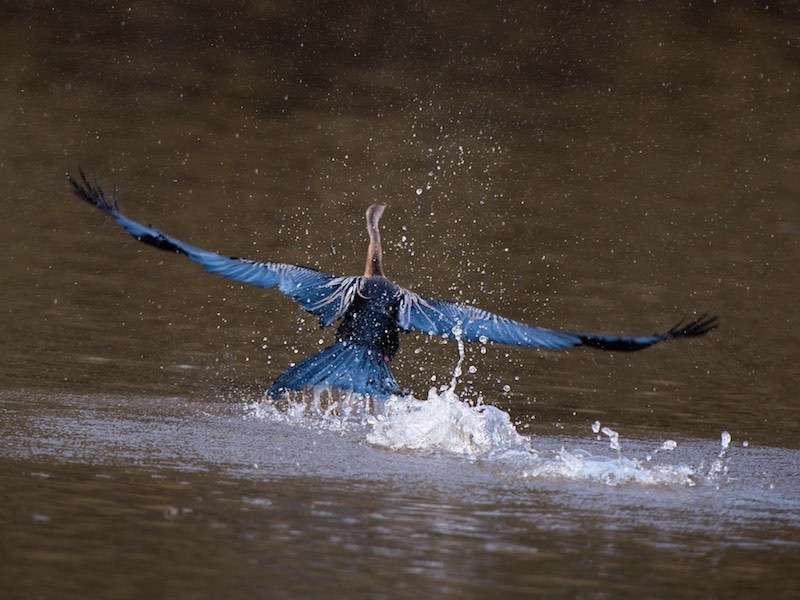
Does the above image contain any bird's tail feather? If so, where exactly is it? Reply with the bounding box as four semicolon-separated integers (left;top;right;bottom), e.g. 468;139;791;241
268;341;401;399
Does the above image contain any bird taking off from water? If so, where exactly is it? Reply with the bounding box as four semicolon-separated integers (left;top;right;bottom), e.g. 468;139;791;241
68;170;718;399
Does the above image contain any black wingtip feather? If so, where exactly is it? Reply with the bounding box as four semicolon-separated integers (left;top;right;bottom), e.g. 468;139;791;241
665;313;720;340
67;167;118;213
579;313;719;352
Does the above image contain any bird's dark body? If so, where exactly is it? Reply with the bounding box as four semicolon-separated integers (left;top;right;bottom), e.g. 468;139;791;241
336;277;401;360
67;169;718;400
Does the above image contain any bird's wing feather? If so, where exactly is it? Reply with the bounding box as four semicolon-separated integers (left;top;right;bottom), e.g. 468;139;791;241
397;290;581;349
68;170;360;326
397;289;718;351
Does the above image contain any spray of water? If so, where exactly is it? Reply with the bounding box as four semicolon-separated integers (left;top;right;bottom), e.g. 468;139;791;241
246;357;738;488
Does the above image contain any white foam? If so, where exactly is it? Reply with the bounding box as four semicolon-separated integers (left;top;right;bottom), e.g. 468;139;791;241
518;447;696;487
245;387;741;488
366;387;525;455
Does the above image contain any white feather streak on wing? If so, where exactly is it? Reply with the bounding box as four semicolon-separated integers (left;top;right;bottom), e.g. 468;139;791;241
218;260;357;324
303;276;363;322
398;289;496;336
397;289;440;333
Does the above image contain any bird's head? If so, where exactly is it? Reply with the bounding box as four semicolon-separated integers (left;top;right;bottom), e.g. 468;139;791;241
364;204;387;277
366;204;386;230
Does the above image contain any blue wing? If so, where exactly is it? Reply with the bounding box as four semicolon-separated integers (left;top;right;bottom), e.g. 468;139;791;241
397;289;718;352
68;170;361;326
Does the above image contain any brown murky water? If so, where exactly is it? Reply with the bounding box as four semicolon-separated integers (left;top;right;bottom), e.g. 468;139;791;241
2;2;799;598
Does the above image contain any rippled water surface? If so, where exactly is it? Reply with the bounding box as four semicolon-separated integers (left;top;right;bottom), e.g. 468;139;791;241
2;2;800;598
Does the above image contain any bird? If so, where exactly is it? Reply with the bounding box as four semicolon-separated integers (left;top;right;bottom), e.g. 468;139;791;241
67;169;718;400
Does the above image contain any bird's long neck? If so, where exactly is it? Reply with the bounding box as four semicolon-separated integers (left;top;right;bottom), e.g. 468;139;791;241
364;204;386;277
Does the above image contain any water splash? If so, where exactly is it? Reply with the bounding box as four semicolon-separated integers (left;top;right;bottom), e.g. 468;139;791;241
601;425;621;454
246;386;383;432
244;346;737;488
706;430;733;484
367;388;524;455
659;440;678;451
518;447;696;487
447;324;466;393
245;389;739;489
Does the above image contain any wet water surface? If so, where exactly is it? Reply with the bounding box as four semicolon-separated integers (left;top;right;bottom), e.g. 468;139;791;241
2;2;800;598
3;389;799;599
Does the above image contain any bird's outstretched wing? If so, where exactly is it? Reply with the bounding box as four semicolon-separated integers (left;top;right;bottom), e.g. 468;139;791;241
68;170;360;326
397;289;718;351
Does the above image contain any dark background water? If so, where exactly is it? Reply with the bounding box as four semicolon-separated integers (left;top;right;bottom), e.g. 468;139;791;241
2;1;799;598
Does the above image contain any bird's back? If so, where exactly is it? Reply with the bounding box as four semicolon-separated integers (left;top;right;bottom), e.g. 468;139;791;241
336;277;401;359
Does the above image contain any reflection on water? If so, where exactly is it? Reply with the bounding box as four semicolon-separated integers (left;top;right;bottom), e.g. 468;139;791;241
3;1;800;597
